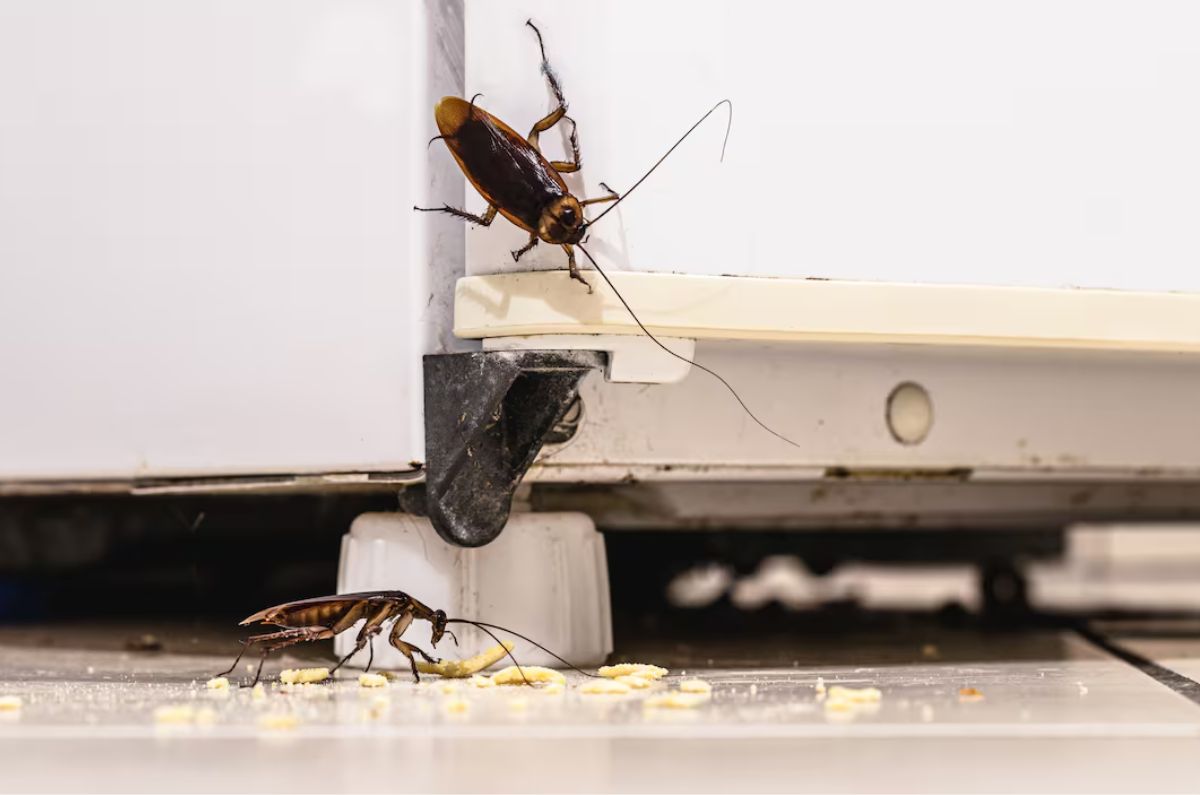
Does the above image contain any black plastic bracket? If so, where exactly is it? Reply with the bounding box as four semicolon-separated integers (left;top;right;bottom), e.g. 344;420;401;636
422;350;605;547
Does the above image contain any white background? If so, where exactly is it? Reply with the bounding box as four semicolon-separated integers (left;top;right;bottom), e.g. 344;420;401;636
0;0;464;479
467;1;1200;293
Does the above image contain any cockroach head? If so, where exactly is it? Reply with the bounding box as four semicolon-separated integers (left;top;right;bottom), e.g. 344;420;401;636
430;609;448;646
538;195;585;244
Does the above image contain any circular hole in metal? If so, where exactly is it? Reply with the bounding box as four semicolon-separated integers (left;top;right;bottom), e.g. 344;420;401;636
886;381;933;445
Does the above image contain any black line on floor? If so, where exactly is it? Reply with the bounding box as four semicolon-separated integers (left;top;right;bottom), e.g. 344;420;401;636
1077;624;1200;706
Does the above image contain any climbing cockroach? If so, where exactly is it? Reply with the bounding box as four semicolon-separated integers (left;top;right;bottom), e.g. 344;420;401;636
419;23;807;449
218;590;592;687
416;20;730;293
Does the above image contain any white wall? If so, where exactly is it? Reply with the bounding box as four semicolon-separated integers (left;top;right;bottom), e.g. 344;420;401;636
0;1;466;480
466;1;1200;293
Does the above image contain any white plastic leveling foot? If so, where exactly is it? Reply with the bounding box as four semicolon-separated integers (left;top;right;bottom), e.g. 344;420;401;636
335;511;612;670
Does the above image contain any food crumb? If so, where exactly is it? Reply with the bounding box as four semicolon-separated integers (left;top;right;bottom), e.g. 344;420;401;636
258;713;299;730
491;666;566;686
958;687;985;702
280;667;329;685
616;674;653;690
0;696;23;712
679;679;712;695
416;642;514;678
358;673;388;688
814;677;826;700
644;692;707;710
827;686;881;703
439;682;457;694
598;663;668;680
126;634;162;652
921;644;940;659
542;682;564;695
1076;682;1089;696
153;704;196;724
508;697;529;712
580;679;630;696
469;674;495;689
205;676;230;691
444;697;469;714
251;683;266;701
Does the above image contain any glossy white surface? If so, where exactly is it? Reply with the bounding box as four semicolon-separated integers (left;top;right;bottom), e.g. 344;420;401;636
0;1;465;480
466;1;1200;294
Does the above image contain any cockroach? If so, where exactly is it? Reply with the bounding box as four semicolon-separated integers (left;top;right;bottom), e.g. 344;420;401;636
218;590;592;687
418;20;806;450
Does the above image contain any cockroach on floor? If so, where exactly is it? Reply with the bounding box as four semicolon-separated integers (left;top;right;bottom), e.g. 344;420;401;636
416;20;730;293
218;590;590;687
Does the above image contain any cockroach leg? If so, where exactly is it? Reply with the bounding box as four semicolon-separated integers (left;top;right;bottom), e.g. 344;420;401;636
364;639;374;674
528;106;567;152
227;625;335;687
561;244;592;293
512;233;539;262
386;608;425;682
547;118;582;174
581;182;620;207
329;603;392;675
414;203;497;227
526;19;579;170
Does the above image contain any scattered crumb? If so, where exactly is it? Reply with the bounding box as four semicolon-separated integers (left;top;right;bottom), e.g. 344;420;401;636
362;696;390;720
491;666;566;686
616;674;653;690
251;683;266;702
358;673;388;688
205;677;230;691
194;707;217;725
258;713;299;730
444;697;469;714
958;687;985;702
580;679;630;696
508;697;529;712
0;696;22;712
542;682;564;695
439;682;457;694
1076;682;1089;696
598;663;668;680
85;666;96;675
827;686;881;704
416;642;515;678
126;634;163;652
815;677;826;700
469;674;496;689
280;667;329;685
822;685;882;721
921;644;940;659
749;684;758;697
153;704;197;724
679;679;712;695
644;692;707;710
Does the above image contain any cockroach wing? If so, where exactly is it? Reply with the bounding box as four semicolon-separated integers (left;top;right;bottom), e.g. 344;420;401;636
435;96;567;234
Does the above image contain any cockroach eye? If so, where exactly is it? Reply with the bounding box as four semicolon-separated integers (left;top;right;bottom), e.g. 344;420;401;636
562;207;576;226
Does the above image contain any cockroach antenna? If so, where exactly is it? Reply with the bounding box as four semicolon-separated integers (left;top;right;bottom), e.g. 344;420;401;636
446;618;601;685
582;99;733;230
576;243;803;450
577;100;805;450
